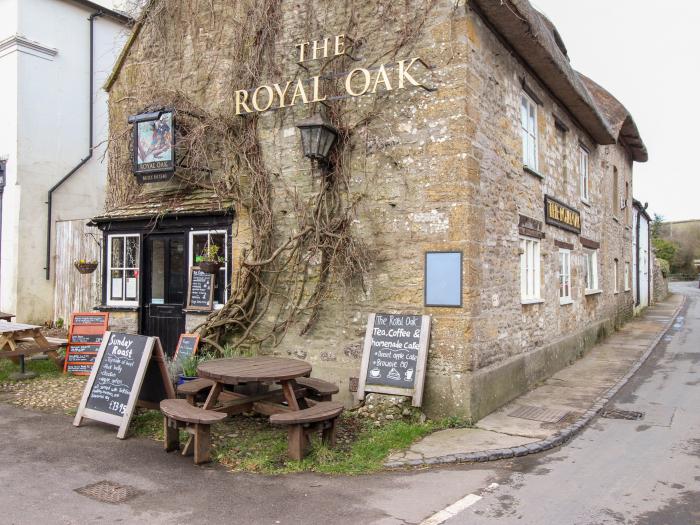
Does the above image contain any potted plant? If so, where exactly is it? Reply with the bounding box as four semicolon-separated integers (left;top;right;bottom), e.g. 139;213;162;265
74;259;98;274
197;243;224;274
178;354;201;385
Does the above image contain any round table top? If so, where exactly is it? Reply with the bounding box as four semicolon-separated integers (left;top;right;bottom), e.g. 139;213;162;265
197;356;312;384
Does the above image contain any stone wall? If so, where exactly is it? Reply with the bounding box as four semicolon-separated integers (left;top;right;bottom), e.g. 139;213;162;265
105;0;642;420
652;256;669;303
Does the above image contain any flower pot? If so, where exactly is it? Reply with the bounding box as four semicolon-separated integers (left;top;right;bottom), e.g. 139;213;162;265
177;374;198;385
199;261;222;274
74;262;98;274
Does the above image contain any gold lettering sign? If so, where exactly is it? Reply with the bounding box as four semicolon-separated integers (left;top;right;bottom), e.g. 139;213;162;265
544;196;581;234
234;34;429;115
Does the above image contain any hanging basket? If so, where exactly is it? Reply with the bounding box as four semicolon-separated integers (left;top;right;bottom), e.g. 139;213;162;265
199;261;222;274
74;261;98;274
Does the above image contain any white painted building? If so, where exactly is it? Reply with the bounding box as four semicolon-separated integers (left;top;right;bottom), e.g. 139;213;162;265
0;0;130;322
633;199;651;313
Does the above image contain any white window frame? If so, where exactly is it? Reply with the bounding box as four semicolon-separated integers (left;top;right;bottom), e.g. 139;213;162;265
584;249;600;294
613;259;619;294
520;237;542;303
558;249;572;305
106;234;140;307
189;230;229;309
579;146;590;203
624;262;631;291
521;92;538;171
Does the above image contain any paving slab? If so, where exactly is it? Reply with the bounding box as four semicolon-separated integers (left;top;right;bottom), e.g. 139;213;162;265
389;293;684;466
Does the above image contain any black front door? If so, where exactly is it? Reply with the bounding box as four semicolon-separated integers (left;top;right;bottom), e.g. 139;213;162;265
142;234;186;355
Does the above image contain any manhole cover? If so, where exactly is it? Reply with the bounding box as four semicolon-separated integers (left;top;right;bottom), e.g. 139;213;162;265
508;405;571;423
75;480;141;504
600;409;644;420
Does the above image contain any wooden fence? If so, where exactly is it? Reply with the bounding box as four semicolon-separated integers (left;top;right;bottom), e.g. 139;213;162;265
54;219;102;323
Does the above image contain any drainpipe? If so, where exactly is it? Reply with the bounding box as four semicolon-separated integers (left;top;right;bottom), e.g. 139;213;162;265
0;159;5;297
45;11;103;280
635;210;640;307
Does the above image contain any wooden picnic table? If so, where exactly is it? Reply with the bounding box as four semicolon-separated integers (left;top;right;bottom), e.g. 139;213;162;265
0;322;59;379
197;356;312;414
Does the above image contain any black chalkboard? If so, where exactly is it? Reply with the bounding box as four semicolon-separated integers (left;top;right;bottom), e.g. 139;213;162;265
186;268;214;310
358;313;431;407
70;334;103;344
174;334;199;363
68;344;98;353
67;352;97;363
67;363;92;374
85;333;149;417
74;332;175;439
73;314;107;326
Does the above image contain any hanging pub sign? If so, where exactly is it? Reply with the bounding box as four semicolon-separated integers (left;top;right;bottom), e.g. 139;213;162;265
545;195;581;234
129;109;175;183
357;313;431;407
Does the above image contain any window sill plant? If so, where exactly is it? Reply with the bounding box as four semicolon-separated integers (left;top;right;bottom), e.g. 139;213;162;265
197;243;224;274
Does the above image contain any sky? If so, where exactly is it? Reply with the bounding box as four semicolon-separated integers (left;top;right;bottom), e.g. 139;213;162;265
532;0;700;222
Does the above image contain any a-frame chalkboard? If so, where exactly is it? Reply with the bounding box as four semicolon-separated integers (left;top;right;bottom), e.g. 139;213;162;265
174;333;200;363
357;313;431;407
73;332;175;439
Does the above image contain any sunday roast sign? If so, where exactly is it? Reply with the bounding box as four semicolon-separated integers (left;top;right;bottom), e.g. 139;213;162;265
358;313;431;407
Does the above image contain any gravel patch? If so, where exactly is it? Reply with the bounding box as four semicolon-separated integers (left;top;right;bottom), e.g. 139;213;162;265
0;376;87;413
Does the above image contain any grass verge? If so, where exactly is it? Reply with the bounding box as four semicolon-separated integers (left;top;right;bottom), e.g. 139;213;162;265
0;358;61;382
130;409;471;475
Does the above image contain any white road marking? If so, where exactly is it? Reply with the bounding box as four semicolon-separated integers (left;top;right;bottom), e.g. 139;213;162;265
419;493;483;525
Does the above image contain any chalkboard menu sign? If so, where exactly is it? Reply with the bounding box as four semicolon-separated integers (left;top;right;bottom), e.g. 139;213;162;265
73;332;175;439
174;333;199;363
186;267;214;310
357;313;431;407
64;312;109;376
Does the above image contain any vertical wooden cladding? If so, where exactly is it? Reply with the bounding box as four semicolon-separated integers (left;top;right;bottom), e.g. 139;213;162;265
54;220;102;322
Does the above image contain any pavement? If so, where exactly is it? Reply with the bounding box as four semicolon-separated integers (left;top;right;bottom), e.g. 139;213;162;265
387;292;685;468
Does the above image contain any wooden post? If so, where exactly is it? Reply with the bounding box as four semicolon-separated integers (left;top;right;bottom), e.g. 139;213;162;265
164;417;179;452
322;420;337;447
194;424;211;465
287;425;306;461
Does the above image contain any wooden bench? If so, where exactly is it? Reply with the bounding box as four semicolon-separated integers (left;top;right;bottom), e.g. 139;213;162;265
176;378;215;405
160;399;226;464
270;401;344;460
295;377;339;402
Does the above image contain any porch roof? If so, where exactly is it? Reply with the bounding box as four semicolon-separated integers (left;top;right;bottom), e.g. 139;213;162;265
92;187;235;223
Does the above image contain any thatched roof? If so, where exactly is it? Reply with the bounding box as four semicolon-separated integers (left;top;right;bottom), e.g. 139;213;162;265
578;74;648;162
92;187;235;223
471;0;616;145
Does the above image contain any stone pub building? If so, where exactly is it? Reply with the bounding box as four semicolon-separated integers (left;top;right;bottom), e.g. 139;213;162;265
94;0;647;420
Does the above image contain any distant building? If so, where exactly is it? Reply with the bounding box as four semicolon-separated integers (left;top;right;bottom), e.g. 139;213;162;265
0;0;130;322
632;200;651;312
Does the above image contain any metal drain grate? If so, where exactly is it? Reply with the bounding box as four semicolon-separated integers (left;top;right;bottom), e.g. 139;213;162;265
600;408;644;420
75;481;142;504
508;405;571;423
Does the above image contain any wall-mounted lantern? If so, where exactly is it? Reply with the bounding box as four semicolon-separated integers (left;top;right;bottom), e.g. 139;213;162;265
296;113;338;167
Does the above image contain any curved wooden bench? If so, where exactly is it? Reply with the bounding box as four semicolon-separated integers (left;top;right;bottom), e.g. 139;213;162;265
160;399;226;464
270;401;344;460
176;378;215;405
295;377;339;402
